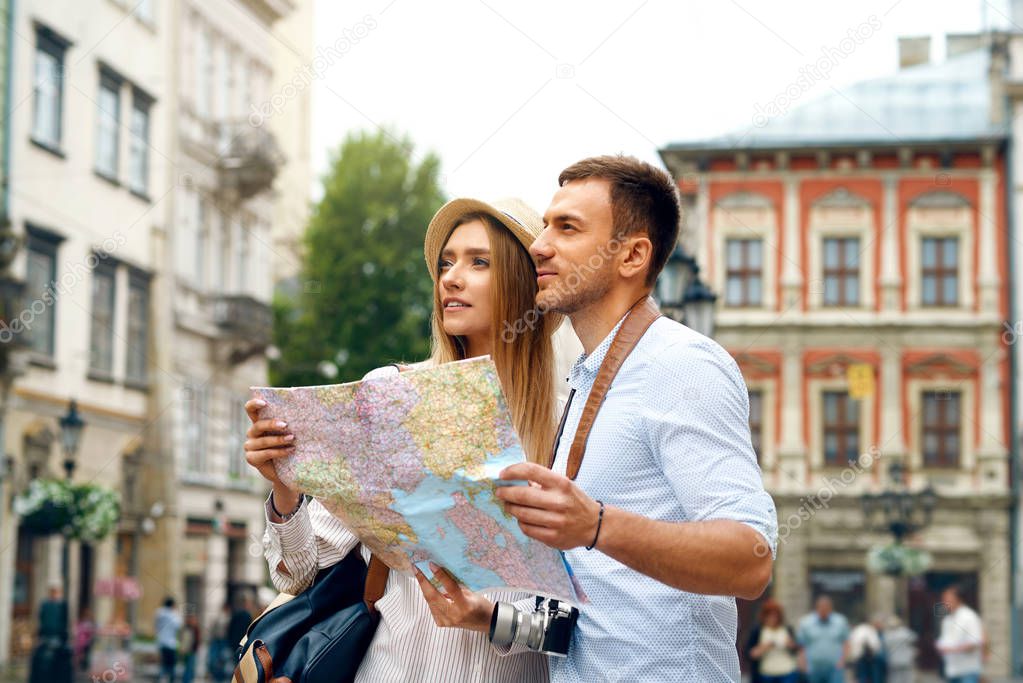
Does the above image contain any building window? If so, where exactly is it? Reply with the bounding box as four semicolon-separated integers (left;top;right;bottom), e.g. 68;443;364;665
25;229;61;358
196;28;213;119
184;383;208;472
228;398;247;479
725;238;762;307
748;389;763;462
32;27;68;151
922;391;960;468
95;70;122;180
128;92;151;195
126;273;149;385
216;211;231;292
823;391;859;466
89;263;116;376
236;218;250;292
196;196;208;290
921;237;958;306
822;237;860;306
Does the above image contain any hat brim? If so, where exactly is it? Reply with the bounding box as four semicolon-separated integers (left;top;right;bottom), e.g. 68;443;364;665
424;198;537;281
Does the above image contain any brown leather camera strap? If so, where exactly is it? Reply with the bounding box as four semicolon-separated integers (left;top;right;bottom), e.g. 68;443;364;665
555;296;662;480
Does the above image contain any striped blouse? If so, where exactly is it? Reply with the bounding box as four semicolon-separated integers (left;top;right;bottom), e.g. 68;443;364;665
260;335;583;683
262;491;548;683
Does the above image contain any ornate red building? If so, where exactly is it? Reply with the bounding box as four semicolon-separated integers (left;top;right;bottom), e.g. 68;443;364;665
661;36;1012;675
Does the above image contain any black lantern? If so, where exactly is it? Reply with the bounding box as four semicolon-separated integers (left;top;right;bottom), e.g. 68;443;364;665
681;262;717;338
655;245;718;337
59;400;85;482
861;461;937;544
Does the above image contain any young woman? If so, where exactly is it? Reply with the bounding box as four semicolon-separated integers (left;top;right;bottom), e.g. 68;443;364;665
243;197;573;682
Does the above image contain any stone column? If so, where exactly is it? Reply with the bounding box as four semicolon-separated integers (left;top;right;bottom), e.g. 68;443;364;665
772;500;810;619
977;169;1000;314
93;535;116;625
776;345;806;495
780;178;803;310
976;340;1007;493
879;347;905;465
880;175;902;312
206;532;229;630
978;509;1011;678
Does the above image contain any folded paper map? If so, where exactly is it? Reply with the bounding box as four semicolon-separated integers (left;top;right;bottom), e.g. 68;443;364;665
251;357;574;600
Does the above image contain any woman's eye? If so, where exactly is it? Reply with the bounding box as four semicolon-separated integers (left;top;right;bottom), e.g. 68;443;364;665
473;257;490;267
438;260;452;271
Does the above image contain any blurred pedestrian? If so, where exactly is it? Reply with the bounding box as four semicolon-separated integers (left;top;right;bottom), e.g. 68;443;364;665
206;601;233;682
226;592;253;650
883;615;917;683
179;612;201;683
797;595;849;683
28;583;72;683
935;585;984;683
73;605;97;672
155;596;182;683
745;598;800;683
848;615;884;682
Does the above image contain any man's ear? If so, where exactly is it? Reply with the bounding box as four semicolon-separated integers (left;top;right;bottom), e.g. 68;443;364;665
618;235;653;281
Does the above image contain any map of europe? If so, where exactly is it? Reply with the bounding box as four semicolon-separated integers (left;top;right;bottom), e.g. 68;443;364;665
251;357;574;599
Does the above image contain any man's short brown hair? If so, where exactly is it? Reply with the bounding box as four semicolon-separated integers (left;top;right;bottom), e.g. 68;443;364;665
558;154;681;286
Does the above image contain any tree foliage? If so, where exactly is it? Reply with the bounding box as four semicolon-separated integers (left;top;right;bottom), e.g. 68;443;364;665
271;129;444;385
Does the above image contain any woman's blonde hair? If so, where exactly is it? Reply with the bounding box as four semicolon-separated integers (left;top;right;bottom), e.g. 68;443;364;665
429;212;558;464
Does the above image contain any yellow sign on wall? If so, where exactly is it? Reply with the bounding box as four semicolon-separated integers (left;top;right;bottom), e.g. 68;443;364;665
848;363;875;399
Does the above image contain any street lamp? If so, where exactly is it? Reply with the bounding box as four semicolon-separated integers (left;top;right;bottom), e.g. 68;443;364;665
861;461;937;617
655;245;718;338
57;399;85;622
681;261;717;339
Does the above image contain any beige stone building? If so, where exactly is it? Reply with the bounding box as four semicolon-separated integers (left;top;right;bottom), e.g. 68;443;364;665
661;35;1013;677
0;0;168;663
0;0;312;666
138;0;311;636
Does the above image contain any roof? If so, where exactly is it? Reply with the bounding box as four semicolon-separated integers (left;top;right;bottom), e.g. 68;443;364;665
662;47;1007;155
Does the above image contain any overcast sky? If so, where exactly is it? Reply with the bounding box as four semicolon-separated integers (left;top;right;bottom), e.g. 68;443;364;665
308;0;1007;212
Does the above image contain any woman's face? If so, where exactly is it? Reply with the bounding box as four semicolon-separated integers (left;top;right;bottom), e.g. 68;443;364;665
438;219;494;350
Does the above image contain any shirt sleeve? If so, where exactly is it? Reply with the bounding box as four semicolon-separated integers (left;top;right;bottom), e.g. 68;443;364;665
262;494;359;594
642;338;779;558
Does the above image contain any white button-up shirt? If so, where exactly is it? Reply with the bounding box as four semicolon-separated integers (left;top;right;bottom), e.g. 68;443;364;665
550;314;778;683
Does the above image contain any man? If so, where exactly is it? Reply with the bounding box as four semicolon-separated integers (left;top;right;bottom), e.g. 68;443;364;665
427;155;777;680
797;596;849;683
935;585;984;683
28;583;72;683
155;596;182;683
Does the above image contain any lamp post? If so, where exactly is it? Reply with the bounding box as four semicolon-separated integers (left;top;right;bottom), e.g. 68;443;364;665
861;461;937;618
655;244;718;338
57;400;85;616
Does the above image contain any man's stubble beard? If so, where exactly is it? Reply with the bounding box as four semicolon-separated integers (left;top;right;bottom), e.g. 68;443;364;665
536;267;614;316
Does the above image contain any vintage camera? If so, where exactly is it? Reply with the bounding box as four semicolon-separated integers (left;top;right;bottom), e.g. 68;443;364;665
488;597;579;657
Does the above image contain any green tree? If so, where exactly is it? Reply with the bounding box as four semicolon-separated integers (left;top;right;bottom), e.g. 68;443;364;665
272;129;444;385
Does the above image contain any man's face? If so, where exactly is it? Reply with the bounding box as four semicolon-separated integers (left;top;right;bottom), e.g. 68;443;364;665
941;589;960;611
815;597;832;619
531;178;619;315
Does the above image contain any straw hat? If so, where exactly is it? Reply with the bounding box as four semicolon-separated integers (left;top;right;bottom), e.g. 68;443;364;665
423;197;544;280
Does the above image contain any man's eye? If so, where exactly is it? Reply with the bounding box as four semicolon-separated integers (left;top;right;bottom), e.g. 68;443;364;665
562;224;576;232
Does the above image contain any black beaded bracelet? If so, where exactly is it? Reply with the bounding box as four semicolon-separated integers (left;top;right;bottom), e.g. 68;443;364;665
270;492;304;520
586;500;605;551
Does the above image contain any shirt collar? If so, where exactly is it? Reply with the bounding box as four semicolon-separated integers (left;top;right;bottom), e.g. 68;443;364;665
569;314;629;389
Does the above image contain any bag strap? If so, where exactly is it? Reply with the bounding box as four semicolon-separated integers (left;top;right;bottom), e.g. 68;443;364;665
363;556;389;612
560;296;662;480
